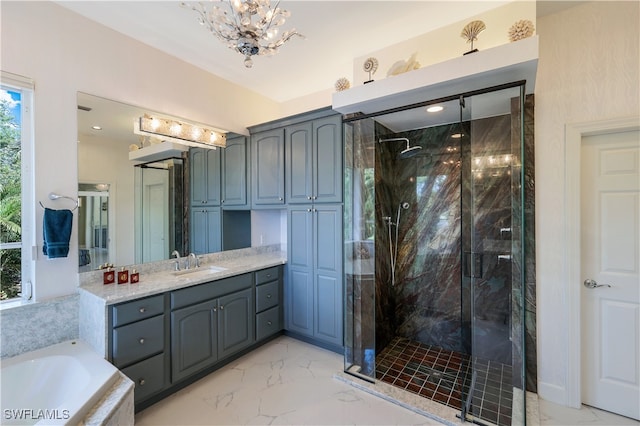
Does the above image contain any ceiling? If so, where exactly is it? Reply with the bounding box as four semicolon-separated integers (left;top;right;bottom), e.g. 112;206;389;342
56;1;518;103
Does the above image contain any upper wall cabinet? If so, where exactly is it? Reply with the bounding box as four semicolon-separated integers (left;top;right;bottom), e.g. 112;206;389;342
221;136;249;208
251;128;285;207
286;114;342;204
191;147;221;206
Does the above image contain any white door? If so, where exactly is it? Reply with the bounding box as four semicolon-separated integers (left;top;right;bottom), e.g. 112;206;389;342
580;129;640;420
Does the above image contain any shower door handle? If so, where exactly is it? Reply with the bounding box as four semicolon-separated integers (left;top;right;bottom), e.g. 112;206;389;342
583;279;612;289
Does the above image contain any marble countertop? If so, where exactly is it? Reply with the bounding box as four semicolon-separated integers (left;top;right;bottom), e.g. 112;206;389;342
79;251;287;305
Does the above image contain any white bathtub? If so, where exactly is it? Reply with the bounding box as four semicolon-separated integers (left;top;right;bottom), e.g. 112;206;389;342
0;340;119;425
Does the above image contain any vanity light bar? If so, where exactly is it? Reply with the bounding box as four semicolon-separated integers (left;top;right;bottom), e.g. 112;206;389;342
134;114;227;148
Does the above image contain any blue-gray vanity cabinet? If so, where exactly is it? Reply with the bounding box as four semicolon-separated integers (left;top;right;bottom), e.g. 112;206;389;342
251;128;285;207
191;147;221;206
109;294;169;405
255;266;283;341
286;114;342;204
221;135;249;208
286;204;343;349
170;274;254;382
190;206;221;255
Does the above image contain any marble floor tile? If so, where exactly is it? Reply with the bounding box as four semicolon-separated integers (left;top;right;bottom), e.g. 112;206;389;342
135;336;438;425
538;399;639;426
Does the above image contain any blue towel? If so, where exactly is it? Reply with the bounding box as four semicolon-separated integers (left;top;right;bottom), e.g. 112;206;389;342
43;208;73;258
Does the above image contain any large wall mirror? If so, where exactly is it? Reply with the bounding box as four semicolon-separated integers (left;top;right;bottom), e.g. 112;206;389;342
77;93;194;272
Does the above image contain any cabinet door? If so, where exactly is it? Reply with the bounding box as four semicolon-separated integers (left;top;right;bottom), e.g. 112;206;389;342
171;299;218;382
222;136;247;207
251;129;285;206
286;121;313;204
190;148;221;206
218;288;254;359
313;115;343;203
190;207;221;255
313;204;343;346
286;207;314;336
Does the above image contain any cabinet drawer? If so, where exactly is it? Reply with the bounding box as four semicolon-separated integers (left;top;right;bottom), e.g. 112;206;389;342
256;280;279;313
255;266;279;285
171;274;251;310
112;294;164;328
121;352;166;403
113;315;164;367
256;306;281;341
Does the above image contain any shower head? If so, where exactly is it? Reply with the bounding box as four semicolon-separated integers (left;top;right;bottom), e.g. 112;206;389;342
378;137;422;159
399;145;422;159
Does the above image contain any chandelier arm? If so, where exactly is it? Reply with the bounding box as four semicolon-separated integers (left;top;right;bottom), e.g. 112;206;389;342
265;0;282;28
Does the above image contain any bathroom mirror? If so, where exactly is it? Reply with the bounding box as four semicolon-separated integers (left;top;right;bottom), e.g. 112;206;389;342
77;92;203;272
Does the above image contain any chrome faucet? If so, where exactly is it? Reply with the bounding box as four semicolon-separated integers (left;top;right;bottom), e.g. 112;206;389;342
187;253;199;269
171;250;181;271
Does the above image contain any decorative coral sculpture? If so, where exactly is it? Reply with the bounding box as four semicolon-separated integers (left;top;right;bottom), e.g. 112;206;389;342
363;57;379;83
508;19;535;42
461;20;486;54
334;77;351;92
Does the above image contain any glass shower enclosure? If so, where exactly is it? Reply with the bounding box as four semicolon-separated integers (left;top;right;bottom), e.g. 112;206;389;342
344;82;528;425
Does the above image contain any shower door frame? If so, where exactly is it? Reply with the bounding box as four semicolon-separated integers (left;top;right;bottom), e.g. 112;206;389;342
342;80;529;424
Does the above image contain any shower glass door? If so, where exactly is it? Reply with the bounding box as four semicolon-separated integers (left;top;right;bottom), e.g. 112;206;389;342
461;84;526;425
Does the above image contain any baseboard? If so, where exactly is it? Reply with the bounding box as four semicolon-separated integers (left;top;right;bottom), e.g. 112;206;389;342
537;381;569;407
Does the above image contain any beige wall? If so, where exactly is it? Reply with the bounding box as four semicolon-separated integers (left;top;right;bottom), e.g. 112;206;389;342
1;1;281;301
535;1;639;404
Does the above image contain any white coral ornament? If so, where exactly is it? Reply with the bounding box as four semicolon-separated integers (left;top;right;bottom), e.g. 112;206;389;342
334;77;351;92
363;57;379;83
508;20;535;42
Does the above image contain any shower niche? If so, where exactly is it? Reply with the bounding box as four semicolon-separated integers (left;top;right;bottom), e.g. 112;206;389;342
343;82;534;426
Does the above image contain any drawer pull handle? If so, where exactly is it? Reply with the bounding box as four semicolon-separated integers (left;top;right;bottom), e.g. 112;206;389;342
139;307;146;313
139;338;145;344
266;294;272;299
138;379;145;386
267;321;272;326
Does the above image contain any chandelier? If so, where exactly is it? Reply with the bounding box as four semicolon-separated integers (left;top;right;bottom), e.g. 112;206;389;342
181;0;304;68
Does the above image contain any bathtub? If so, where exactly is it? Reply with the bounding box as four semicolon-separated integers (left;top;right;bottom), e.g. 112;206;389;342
0;340;119;425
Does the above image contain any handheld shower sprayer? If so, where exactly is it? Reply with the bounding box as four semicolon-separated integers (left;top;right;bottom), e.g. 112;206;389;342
387;201;410;287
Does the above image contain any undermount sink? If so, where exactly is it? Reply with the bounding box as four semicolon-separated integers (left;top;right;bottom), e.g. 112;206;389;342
173;265;227;277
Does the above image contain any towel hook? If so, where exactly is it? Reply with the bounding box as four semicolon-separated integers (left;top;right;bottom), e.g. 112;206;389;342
39;192;79;211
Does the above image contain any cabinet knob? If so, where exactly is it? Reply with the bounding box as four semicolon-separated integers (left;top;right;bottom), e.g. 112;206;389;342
213;307;217;312
266;274;271;278
267;321;272;326
139;307;146;313
307;196;312;200
266;294;272;299
221;199;224;203
139;338;145;344
307;208;312;212
220;305;224;310
279;197;283;201
138;379;146;386
312;196;317;200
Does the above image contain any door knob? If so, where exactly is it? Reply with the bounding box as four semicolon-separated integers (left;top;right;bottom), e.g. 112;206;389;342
583;279;612;289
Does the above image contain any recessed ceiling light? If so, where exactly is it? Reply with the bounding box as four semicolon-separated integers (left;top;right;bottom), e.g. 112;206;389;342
450;133;463;139
92;125;102;130
426;105;444;113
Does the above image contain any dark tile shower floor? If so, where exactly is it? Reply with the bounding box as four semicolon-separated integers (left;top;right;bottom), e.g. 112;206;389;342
376;337;513;426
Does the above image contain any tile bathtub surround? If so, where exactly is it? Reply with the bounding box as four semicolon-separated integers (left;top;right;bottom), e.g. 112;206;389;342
0;294;79;358
135;335;439;426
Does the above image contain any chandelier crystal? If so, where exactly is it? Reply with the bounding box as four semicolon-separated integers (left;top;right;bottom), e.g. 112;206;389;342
181;0;304;68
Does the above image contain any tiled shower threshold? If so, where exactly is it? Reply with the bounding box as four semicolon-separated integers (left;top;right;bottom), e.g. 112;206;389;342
334;372;540;426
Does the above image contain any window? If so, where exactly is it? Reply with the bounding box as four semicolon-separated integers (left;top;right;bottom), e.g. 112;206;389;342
0;72;34;301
